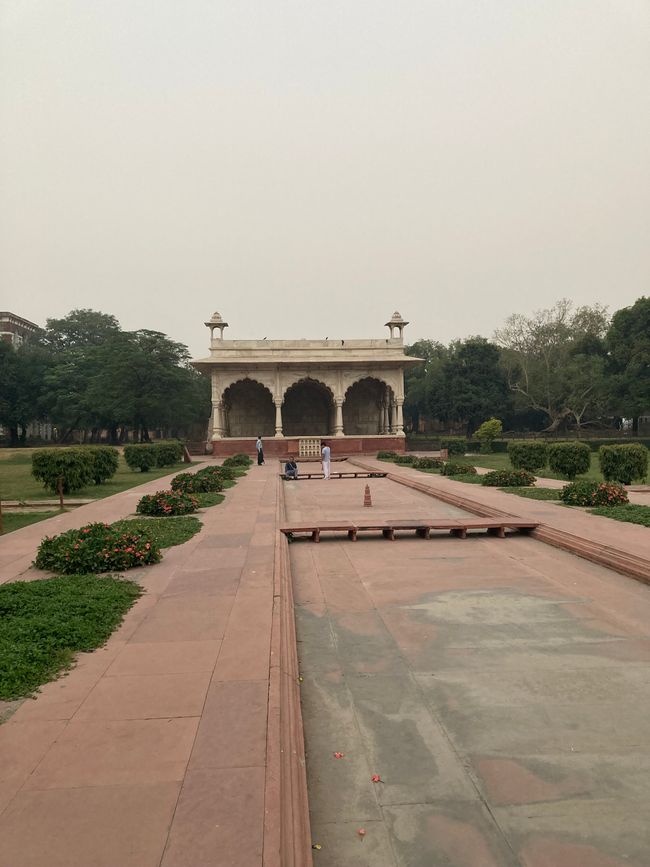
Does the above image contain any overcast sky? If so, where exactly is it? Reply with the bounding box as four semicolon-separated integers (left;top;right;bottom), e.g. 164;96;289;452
1;1;648;358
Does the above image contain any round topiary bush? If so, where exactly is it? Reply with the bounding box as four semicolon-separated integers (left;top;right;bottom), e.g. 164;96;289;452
153;440;184;467
394;455;417;465
31;448;94;494
85;446;119;484
548;442;591;480
171;472;223;494
481;469;536;487
507;441;548;473
598;444;649;485
441;462;478;476
413;457;443;470
124;444;157;472
34;522;161;574
223;453;252;467
559;480;628;507
136;489;199;516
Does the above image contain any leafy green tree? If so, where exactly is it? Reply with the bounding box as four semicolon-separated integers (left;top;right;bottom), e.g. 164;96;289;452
42;309;120;351
404;340;446;430
0;340;50;445
442;338;511;434
495;299;609;431
606;296;650;426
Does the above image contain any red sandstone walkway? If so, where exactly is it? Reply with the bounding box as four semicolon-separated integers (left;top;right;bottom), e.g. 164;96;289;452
0;462;282;867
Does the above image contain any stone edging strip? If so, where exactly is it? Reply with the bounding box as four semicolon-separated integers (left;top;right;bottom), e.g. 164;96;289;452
263;475;313;867
349;458;650;587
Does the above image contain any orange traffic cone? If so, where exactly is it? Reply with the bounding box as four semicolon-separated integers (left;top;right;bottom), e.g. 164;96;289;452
363;484;372;507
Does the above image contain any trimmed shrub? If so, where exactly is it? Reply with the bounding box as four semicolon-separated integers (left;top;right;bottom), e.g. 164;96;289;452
481;469;536;487
413;457;443;470
124;444;157;472
599;444;649;485
223;453;253;467
377;450;398;460
560;480;628;507
198;464;236;482
136;489;199;516
85;446;119;484
34;522;161;574
441;437;467;456
394;455;417;465
441;462;477;476
508;441;548;473
474;418;503;453
32;448;94;494
548;441;591;480
153;440;184;467
171;471;224;494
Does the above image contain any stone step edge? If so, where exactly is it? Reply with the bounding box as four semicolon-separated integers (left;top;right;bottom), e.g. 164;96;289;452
349;458;650;587
263;473;313;867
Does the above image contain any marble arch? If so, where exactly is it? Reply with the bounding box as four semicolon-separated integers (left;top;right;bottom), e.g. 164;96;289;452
192;311;422;456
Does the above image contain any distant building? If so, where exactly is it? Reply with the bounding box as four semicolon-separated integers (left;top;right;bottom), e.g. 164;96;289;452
0;312;40;346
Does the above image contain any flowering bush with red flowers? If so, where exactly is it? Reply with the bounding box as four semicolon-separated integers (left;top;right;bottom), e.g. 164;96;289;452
482;469;536;487
560;480;628;507
34;522;161;574
170;472;224;494
136;489;199;517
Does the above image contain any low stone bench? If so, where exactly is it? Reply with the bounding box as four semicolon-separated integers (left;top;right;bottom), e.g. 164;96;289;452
280;518;538;542
279;471;387;481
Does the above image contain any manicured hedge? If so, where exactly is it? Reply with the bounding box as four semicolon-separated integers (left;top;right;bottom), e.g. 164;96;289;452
124;444;157;472
441;462;477;476
223;453;253;467
560;480;628;507
598;444;648;485
414;457;443;470
508;441;548;473
377;450;398;460
394;455;417;465
32;448;94;494
201;465;235;481
136;490;199;516
548;442;591;480
441;437;467;456
35;522;161;574
85;446;119;484
171;471;224;494
481;469;536;487
153;440;184;467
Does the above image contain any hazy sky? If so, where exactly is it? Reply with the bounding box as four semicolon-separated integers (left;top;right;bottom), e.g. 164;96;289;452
1;1;649;358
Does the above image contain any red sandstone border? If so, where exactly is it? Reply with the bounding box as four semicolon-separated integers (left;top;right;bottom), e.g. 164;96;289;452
349;457;650;586
263;475;313;867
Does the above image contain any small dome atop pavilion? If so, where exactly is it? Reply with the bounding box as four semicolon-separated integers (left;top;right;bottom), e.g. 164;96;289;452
385;311;409;338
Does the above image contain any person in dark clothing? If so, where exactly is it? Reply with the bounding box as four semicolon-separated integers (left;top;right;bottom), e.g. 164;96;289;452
285;456;298;480
256;435;265;465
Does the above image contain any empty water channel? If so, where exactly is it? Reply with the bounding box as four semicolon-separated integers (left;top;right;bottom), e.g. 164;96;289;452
284;465;650;867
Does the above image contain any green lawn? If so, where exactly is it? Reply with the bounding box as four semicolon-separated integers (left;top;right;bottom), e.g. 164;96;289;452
467;452;646;483
1;511;63;534
501;487;562;500
0;449;189;501
589;504;650;527
111;516;203;548
0;574;142;700
195;492;226;507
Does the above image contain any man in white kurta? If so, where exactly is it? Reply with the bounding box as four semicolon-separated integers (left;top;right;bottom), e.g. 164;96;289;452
321;442;331;479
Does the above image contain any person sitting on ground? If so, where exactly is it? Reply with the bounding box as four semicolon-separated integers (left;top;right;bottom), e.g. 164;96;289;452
284;456;298;480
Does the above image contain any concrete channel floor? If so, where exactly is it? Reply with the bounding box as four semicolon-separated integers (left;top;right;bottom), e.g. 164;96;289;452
285;472;650;867
0;460;278;867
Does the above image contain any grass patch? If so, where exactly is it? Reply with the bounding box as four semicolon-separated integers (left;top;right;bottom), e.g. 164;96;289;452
589;504;650;527
195;492;226;508
467;452;647;484
112;516;202;548
501;487;562;500
414;467;441;475
0;574;142;700
448;473;484;484
0;449;188;502
1;511;62;535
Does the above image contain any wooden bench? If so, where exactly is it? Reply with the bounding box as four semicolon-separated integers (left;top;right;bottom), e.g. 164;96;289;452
280;518;538;542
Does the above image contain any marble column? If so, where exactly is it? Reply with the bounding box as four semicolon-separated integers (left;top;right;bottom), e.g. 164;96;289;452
334;399;344;437
210;401;223;440
274;400;283;437
396;400;405;436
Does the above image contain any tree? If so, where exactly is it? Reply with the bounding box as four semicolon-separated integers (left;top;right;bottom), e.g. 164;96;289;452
606;296;650;425
404;341;446;431
495;299;610;431
0;340;51;445
441;338;511;434
42;309;120;351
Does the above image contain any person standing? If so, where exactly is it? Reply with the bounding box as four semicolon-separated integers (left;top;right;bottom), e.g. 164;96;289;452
256;435;265;465
321;441;331;479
